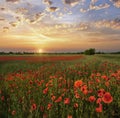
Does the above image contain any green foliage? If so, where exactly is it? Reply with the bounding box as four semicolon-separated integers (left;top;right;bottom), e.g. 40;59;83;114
84;48;95;55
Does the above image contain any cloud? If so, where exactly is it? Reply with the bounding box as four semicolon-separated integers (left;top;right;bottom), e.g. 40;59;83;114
3;27;9;32
0;7;5;11
89;3;110;10
110;0;120;8
91;0;98;4
6;0;19;3
46;7;59;12
95;18;120;30
88;38;120;43
80;2;110;13
16;7;28;14
2;8;21;18
26;12;46;24
39;22;89;38
0;18;5;21
80;8;89;13
9;21;19;27
15;16;21;22
77;23;89;30
63;0;80;7
43;0;53;5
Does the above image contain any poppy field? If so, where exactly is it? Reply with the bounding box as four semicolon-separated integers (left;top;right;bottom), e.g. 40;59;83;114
0;54;120;118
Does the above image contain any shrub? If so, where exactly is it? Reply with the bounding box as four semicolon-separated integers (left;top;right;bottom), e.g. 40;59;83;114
84;48;95;55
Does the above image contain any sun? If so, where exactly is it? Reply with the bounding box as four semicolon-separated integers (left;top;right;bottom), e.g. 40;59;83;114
38;49;43;53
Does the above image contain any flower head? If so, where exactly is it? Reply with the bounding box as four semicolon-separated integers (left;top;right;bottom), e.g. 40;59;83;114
97;89;105;97
11;110;16;115
88;96;96;102
31;103;37;110
96;98;102;104
47;103;52;110
67;115;72;118
43;87;49;94
96;104;102;113
102;92;113;104
74;103;78;109
74;80;83;88
55;96;62;103
64;98;70;105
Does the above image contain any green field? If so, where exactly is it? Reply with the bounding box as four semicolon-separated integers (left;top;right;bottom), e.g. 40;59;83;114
0;54;120;118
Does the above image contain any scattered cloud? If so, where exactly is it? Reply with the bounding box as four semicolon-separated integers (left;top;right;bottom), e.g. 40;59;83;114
80;8;89;13
15;16;21;22
26;12;46;24
63;0;80;7
95;18;120;30
6;0;19;3
3;27;9;32
89;3;110;10
46;7;59;12
16;8;28;14
0;7;5;11
0;18;5;21
77;23;89;30
80;2;110;13
110;0;120;8
91;0;98;4
43;0;53;5
0;0;120;52
9;21;19;27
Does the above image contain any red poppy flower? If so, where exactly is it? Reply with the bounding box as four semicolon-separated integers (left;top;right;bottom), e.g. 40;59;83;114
97;89;105;97
1;96;5;101
105;81;109;87
55;96;62;103
82;89;88;95
67;115;72;118
32;103;37;110
81;85;88;95
11;110;16;115
47;103;52;110
96;98;102;104
88;96;96;102
96;104;102;113
74;80;83;88
74;103;78;109
29;80;33;85
64;98;70;105
102;92;113;104
75;93;80;98
96;78;100;83
43;87;48;94
101;75;108;81
51;95;56;101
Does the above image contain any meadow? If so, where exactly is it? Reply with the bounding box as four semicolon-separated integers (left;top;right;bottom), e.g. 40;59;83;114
0;54;120;118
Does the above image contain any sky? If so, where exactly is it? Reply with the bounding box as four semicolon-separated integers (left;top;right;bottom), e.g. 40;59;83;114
0;0;120;52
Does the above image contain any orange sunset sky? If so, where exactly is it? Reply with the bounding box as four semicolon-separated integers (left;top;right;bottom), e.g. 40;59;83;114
0;0;120;52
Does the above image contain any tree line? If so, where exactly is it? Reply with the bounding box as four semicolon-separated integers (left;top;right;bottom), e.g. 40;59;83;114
0;49;120;55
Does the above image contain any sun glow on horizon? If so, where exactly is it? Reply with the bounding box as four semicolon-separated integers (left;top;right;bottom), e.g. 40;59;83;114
38;49;44;53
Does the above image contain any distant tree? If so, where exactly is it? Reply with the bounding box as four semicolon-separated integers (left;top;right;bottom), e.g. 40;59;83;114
84;48;95;55
9;52;13;54
0;52;5;55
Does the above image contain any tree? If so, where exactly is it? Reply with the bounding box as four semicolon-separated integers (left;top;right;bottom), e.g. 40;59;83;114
84;48;95;55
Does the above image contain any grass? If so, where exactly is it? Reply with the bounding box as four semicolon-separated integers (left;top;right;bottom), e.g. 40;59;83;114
0;54;120;118
97;54;120;63
0;61;45;76
0;54;120;75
